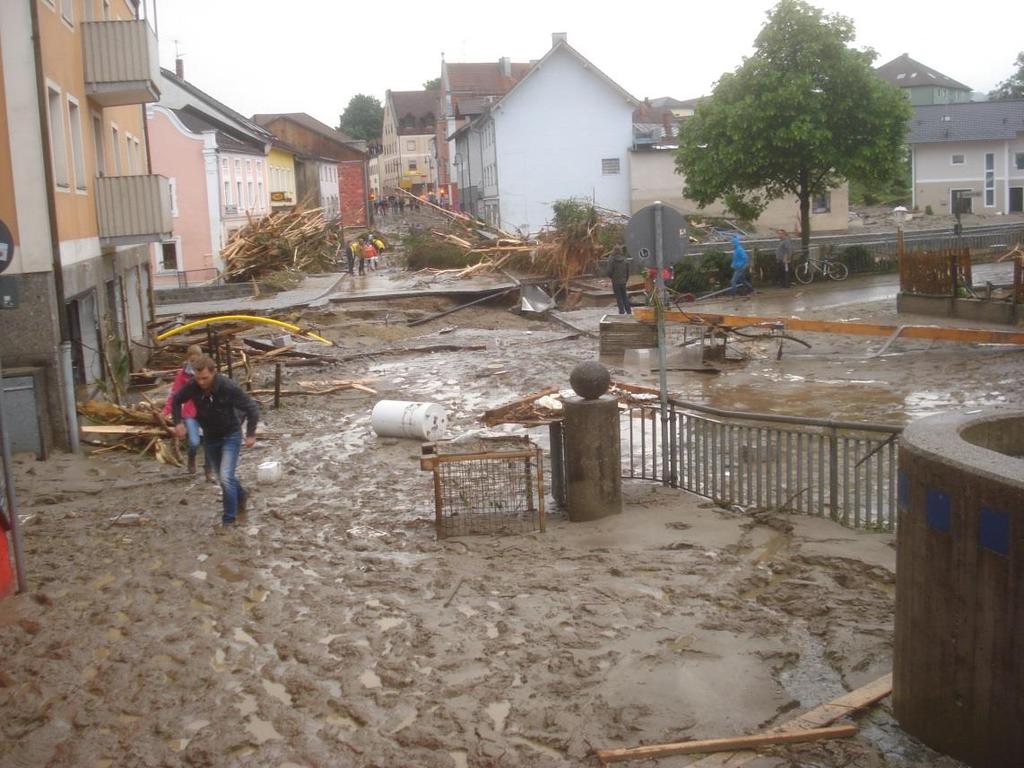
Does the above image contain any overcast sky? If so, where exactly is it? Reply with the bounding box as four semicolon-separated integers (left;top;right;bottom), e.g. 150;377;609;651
154;0;1020;128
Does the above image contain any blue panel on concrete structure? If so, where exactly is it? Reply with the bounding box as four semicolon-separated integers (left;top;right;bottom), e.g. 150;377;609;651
926;488;951;532
898;470;909;510
979;506;1010;556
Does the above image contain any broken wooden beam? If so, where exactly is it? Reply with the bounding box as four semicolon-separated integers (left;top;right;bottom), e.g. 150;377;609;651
595;724;857;764
634;308;1024;346
687;673;892;768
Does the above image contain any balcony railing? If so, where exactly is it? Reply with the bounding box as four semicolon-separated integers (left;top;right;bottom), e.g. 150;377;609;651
95;175;172;247
82;20;160;107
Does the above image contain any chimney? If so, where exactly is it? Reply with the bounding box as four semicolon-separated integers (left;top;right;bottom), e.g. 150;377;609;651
174;57;184;79
499;56;511;77
552;32;567;47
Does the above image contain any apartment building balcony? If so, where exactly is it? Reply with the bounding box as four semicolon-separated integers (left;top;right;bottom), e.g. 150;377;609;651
82;20;160;107
95;175;172;247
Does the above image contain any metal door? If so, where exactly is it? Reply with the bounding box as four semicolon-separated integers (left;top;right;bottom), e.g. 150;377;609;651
1;376;42;457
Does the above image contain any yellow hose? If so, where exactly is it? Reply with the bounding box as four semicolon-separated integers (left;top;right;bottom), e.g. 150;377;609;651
156;314;333;345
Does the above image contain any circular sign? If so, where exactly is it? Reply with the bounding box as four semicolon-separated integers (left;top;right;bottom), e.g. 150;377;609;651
625;203;688;268
0;219;13;275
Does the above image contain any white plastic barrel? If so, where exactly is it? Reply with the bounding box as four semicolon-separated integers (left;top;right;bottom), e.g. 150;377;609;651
257;461;282;484
371;400;448;442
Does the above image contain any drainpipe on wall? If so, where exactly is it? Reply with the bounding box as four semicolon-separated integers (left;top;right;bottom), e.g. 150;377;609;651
29;0;79;453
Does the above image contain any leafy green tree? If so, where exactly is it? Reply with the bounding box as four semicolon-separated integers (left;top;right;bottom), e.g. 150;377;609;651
989;52;1024;100
676;0;911;255
422;77;441;91
338;94;384;142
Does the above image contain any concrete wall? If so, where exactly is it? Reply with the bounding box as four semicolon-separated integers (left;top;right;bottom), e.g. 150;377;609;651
629;150;850;233
494;45;634;235
912;137;1024;214
895;410;1024;768
897;292;1021;325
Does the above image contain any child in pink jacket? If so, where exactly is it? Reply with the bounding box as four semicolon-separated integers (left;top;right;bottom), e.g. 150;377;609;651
163;345;206;476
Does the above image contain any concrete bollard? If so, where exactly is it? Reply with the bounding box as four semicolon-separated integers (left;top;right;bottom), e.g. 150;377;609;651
563;394;622;522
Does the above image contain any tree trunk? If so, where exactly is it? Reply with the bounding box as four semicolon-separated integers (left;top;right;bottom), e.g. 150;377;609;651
798;168;811;259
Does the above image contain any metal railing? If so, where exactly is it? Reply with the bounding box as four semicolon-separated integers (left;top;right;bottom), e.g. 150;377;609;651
623;400;903;531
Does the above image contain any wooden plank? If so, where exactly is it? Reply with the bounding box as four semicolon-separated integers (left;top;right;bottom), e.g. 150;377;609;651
596;724;857;764
634;308;1024;346
688;673;892;768
80;425;168;436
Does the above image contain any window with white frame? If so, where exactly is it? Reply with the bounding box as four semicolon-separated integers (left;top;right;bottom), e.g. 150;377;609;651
67;96;86;191
601;158;620;175
168;177;179;217
407;140;415;151
984;152;995;207
812;192;832;213
1016;152;1024;171
111;124;121;174
60;0;73;24
247;180;254;207
236;180;244;208
951;153;965;165
91;113;105;177
46;85;70;189
160;240;179;271
257;180;264;209
222;161;231;207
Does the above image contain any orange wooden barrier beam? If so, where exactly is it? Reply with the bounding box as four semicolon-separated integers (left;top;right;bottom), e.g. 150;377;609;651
633;308;1024;346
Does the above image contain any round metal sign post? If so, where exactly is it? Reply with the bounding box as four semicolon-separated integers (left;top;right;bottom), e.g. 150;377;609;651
625;203;688;486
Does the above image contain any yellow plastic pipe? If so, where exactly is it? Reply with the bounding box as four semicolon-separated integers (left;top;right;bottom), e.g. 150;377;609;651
156;314;333;345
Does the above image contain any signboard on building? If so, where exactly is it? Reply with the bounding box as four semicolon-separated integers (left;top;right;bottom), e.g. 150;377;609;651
270;191;292;203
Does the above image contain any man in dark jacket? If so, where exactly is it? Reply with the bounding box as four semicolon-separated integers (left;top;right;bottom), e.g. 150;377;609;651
609;247;632;315
172;357;260;526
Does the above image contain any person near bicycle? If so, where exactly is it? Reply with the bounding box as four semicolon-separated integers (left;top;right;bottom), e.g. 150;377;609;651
729;235;753;295
775;229;793;287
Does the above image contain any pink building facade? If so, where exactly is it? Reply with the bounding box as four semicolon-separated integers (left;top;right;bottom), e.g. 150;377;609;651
147;105;217;287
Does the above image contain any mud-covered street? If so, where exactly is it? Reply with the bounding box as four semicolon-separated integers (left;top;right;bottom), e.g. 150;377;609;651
3;283;1017;767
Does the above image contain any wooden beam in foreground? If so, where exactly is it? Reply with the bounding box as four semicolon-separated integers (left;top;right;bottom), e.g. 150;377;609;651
633;308;1024;346
595;724;857;763
688;673;893;768
596;673;893;766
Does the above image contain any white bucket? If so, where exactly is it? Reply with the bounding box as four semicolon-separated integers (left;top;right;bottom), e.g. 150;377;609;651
371;400;448;442
257;461;282;484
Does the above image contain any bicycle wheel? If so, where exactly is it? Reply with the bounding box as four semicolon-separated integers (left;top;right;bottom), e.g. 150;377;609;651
794;261;815;284
826;261;849;281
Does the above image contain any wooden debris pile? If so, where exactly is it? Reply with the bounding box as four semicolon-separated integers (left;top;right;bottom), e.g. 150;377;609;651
408;195;628;288
482;382;661;427
77;399;182;466
221;208;344;283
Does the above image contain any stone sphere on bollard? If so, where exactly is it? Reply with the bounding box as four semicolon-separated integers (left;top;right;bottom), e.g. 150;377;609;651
569;361;611;400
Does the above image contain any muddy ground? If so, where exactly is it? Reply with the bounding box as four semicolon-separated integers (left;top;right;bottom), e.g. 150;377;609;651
3;276;1018;767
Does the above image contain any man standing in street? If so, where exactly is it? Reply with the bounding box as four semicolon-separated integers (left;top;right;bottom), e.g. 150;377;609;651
775;229;793;287
609;246;632;315
172;357;260;527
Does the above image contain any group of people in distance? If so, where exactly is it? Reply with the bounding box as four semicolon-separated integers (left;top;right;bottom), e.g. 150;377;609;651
345;232;388;275
607;227;797;314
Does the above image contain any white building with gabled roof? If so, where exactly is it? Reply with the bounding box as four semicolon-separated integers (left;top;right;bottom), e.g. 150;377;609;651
451;34;638;236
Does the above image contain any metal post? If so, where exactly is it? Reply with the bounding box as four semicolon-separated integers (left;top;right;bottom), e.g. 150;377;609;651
654;202;670;486
60;341;80;453
828;426;839;520
226;343;233;379
274;364;282;410
548;421;566;509
0;359;27;593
